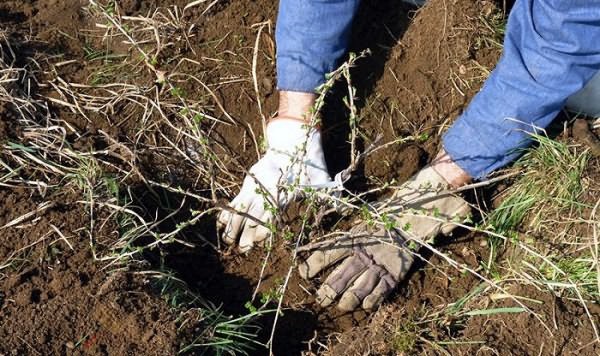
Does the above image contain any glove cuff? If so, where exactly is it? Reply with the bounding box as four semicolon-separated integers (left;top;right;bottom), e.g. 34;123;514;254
392;165;471;239
264;118;331;182
266;118;320;152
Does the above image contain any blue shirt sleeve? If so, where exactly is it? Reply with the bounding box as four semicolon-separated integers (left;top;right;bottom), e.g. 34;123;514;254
443;0;600;179
276;0;361;93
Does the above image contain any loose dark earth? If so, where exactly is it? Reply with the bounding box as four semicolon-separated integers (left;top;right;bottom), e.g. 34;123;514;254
0;0;598;355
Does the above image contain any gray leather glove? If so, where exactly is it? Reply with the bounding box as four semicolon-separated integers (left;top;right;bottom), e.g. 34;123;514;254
298;165;471;311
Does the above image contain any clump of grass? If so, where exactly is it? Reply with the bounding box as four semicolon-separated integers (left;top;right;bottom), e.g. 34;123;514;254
483;133;599;309
390;321;418;353
147;270;269;355
488;134;589;235
538;257;599;299
476;9;506;50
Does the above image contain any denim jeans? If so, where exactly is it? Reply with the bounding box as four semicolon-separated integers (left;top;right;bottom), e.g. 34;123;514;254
567;71;600;117
276;0;600;179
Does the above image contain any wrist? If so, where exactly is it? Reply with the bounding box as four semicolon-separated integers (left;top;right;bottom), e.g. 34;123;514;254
276;91;317;124
431;149;472;188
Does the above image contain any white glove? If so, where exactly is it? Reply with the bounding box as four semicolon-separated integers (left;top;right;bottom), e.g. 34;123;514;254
218;118;332;252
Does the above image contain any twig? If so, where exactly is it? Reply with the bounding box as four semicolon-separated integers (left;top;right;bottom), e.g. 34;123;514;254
252;21;271;136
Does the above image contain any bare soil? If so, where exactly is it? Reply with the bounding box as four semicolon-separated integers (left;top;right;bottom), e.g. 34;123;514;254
0;0;598;355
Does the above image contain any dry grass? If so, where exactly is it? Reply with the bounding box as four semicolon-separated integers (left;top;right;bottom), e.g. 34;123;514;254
0;2;266;353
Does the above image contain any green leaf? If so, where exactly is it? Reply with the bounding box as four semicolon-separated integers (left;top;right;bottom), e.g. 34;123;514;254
465;307;526;316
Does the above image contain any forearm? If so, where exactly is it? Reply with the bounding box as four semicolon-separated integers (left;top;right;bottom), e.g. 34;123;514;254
276;0;361;93
443;0;600;179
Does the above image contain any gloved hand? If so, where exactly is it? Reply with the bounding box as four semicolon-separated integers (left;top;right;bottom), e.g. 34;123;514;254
218;118;332;252
298;165;471;311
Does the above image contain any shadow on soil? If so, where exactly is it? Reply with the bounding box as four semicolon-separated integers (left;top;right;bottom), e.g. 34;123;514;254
321;1;414;181
129;2;443;355
130;184;320;355
129;184;477;355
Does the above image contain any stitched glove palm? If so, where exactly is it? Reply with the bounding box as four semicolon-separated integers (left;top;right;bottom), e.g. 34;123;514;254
298;165;471;311
218;119;331;252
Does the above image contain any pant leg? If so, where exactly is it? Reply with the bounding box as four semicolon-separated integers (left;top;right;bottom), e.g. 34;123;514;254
276;0;361;93
566;71;600;117
275;0;426;93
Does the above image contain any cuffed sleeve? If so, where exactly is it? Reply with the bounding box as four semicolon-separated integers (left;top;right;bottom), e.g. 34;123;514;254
443;0;600;179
